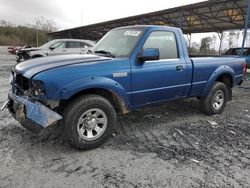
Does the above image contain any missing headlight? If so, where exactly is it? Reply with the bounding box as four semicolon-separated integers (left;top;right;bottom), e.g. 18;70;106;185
30;80;46;96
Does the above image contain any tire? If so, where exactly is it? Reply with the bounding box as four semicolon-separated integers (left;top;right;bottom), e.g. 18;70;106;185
63;94;116;150
200;81;228;115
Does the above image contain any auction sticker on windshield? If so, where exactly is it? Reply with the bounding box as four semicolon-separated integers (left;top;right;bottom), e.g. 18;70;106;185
124;31;141;37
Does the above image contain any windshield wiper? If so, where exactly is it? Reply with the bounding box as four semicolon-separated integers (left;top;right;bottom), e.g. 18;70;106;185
94;50;115;58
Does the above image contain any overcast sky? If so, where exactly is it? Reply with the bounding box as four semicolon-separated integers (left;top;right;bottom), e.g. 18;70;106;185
0;0;245;49
0;0;206;29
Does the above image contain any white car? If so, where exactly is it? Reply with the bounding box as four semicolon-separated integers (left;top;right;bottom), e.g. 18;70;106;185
16;39;94;62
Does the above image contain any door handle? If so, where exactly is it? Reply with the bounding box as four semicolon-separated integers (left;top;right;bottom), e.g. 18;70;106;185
176;65;184;71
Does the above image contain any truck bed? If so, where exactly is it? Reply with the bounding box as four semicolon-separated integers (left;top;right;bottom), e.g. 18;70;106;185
189;56;245;97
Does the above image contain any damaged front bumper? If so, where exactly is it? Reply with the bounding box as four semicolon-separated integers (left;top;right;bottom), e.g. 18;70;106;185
3;92;62;133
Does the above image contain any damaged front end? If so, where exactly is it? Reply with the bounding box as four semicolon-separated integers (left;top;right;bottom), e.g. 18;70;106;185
2;70;62;133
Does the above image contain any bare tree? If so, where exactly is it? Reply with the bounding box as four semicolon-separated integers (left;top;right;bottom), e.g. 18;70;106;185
0;19;58;46
0;19;13;27
188;42;199;55
227;31;236;48
212;34;217;50
247;32;250;47
200;37;212;54
34;17;57;32
235;31;240;47
33;17;58;46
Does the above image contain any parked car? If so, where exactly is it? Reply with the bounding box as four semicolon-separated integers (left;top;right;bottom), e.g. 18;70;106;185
16;39;93;62
2;25;247;150
8;46;32;55
8;46;18;55
224;47;250;68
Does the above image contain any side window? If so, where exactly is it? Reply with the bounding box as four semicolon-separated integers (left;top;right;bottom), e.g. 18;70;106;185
235;49;247;56
50;42;66;49
143;31;179;59
66;41;81;48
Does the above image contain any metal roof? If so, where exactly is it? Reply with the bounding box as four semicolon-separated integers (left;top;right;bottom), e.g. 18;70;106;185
48;0;249;40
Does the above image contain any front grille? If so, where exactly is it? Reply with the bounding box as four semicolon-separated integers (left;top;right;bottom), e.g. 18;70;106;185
12;71;30;94
15;74;29;90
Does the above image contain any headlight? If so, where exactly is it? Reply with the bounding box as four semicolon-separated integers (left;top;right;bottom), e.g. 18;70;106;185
31;80;45;96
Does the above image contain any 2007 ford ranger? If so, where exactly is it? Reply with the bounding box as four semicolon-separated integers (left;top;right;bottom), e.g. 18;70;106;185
1;25;247;150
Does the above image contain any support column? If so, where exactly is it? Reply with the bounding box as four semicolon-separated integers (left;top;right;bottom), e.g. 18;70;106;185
179;9;183;29
241;0;250;56
141;18;144;25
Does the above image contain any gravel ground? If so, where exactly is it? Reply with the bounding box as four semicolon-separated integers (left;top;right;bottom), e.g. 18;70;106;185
0;46;250;188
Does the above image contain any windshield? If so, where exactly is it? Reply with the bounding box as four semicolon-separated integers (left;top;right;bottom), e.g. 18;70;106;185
39;40;57;49
92;28;144;57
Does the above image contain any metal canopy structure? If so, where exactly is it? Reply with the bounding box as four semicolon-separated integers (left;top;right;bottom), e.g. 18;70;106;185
48;0;249;41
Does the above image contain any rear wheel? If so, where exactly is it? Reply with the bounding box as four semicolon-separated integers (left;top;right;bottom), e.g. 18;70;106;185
200;81;228;115
63;94;116;150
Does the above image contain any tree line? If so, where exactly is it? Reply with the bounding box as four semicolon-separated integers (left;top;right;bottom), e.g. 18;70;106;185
0;18;248;54
0;18;57;47
188;31;249;55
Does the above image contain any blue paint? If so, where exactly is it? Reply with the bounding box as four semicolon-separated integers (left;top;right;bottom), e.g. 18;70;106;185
8;92;62;128
12;25;245;117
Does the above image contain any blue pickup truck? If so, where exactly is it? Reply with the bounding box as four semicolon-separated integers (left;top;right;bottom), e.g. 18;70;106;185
2;25;247;150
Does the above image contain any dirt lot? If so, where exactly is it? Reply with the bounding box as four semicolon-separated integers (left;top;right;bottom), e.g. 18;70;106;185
0;46;250;188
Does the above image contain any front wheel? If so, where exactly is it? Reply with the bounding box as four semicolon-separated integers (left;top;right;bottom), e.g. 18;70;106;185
63;94;116;150
200;81;228;115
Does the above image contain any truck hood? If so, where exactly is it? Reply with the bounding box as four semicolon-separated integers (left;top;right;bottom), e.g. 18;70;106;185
15;54;112;78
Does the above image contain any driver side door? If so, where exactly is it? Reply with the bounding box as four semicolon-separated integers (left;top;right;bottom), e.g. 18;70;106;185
131;31;190;107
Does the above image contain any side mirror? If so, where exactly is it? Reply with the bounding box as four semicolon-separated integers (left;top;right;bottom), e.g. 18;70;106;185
49;46;55;51
137;48;159;62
